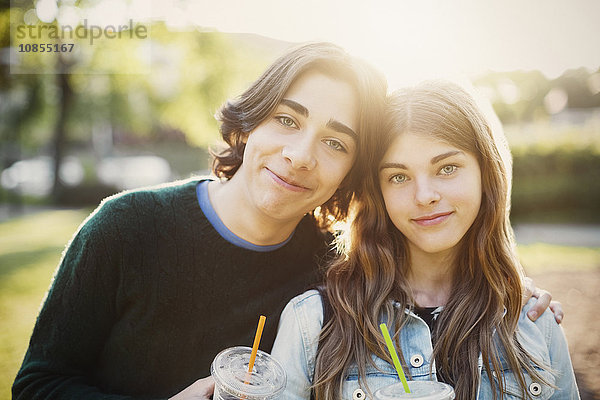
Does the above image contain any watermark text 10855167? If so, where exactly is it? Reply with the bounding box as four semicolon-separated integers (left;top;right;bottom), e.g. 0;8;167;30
18;43;75;53
9;1;152;75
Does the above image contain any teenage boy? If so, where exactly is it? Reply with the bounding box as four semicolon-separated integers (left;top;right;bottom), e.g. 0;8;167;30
13;42;386;399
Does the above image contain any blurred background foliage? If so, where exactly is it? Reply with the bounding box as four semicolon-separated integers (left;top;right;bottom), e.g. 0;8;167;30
1;2;599;223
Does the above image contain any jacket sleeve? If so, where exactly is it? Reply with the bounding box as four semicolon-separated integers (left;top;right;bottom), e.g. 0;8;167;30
544;313;581;399
271;290;324;400
12;199;161;400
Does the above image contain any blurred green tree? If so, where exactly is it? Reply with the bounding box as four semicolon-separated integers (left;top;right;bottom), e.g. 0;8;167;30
555;67;600;109
1;2;273;203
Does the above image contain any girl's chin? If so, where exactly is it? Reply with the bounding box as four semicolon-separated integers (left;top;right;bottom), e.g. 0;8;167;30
413;240;460;256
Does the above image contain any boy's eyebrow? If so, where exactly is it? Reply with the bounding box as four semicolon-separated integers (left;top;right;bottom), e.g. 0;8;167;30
279;99;357;141
280;99;308;117
380;151;464;171
327;120;358;141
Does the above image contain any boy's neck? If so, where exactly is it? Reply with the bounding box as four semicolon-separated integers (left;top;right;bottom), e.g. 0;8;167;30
207;179;303;246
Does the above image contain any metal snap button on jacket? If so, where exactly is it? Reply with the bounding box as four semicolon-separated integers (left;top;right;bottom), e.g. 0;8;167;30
529;382;542;396
352;388;366;399
410;354;424;368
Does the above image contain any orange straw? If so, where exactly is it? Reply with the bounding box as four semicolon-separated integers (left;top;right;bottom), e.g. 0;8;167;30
248;315;266;373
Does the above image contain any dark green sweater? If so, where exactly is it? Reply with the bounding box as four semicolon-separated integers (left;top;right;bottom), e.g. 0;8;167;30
13;179;328;399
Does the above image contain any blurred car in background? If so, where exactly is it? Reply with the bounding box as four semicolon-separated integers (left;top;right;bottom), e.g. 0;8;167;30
1;155;172;197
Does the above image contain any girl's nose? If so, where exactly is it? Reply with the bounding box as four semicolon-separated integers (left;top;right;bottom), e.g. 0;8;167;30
414;177;441;206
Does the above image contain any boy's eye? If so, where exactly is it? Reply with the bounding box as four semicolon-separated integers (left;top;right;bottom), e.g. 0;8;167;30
324;139;347;153
276;116;297;128
440;165;457;175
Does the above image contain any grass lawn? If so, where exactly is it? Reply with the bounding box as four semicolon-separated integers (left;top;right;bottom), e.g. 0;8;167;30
0;209;598;398
0;209;91;399
518;242;600;274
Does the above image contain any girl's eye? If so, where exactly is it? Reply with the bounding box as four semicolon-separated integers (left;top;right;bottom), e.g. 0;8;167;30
440;165;457;175
390;174;407;184
324;139;347;153
276;116;297;128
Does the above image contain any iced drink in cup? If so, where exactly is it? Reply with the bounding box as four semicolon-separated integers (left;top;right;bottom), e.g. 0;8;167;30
210;346;286;400
374;381;455;400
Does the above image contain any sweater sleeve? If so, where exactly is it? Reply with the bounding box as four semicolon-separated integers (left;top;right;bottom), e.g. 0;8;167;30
12;198;162;400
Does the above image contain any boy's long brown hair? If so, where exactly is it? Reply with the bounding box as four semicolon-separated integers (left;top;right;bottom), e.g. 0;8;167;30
313;81;548;399
212;42;387;230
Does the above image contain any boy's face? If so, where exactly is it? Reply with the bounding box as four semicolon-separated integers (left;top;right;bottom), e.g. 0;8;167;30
234;69;359;224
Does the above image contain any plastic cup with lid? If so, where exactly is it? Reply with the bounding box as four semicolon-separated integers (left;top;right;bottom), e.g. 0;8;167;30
210;346;286;400
374;381;455;400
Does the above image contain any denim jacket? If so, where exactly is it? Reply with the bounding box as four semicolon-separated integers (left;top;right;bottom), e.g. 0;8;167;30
272;290;580;400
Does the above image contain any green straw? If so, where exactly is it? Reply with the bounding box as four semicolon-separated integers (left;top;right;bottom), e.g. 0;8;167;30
380;323;411;393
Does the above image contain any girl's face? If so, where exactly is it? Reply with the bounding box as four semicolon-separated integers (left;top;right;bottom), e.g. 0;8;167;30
379;132;482;257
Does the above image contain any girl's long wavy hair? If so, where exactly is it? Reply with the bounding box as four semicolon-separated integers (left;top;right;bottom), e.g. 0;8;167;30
313;81;549;399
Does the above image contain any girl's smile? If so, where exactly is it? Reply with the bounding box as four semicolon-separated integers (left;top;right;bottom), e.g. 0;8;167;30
411;211;454;226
